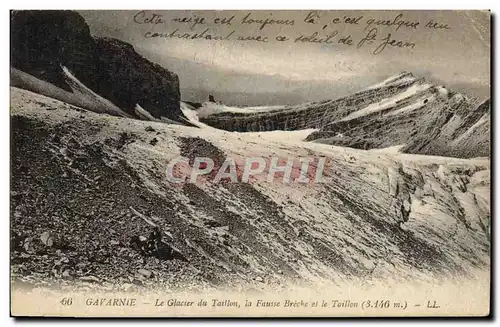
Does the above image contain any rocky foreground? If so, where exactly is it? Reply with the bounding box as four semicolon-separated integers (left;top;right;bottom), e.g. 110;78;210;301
11;86;490;293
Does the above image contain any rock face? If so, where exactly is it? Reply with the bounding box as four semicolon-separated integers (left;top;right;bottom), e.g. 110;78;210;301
305;75;491;159
200;74;416;132
95;37;181;120
199;72;490;159
10;10;181;120
10;10;99;93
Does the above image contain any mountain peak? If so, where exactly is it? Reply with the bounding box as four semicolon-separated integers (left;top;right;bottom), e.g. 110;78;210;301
381;71;416;85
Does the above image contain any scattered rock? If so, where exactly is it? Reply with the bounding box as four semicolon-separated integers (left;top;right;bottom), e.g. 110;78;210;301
204;220;224;228
150;138;158;146
23;237;34;253
103;283;114;291
400;221;410;231
76;262;87;269
400;200;411;222
145;126;155;132
131;227;188;262
110;240;120;246
361;258;376;271
79;275;100;283
403;200;411;212
121;283;134;292
138;269;153;278
40;231;53;247
255;276;264;283
11;191;23;202
132;278;143;286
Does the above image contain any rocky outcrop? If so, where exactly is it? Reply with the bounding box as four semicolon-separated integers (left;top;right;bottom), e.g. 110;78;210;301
95;37;181;120
399;98;490;158
306;85;490;159
10;10;181;120
199;71;489;159
10;10;99;93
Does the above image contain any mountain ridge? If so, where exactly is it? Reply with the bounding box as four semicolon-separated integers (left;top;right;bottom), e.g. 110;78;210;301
10;85;490;291
195;71;490;159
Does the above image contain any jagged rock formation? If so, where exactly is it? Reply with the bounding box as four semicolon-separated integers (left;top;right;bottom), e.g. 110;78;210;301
200;75;414;132
95;37;181;120
198;72;490;159
400;99;490;158
10;10;181;120
10;10;100;93
306;75;490;159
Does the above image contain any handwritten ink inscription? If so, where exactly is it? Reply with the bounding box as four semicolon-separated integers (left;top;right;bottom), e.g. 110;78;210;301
134;11;453;56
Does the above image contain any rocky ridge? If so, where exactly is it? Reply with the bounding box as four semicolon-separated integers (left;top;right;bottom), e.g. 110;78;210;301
198;72;490;159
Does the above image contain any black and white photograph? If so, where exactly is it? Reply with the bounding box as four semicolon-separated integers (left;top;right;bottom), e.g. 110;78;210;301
9;9;491;317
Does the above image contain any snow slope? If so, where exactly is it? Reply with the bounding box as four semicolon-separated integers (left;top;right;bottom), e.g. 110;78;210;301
11;67;130;118
11;86;490;293
196;102;287;117
340;83;432;121
191;72;489;159
307;77;490;159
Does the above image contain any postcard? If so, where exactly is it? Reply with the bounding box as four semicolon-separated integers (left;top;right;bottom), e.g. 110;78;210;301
10;9;490;317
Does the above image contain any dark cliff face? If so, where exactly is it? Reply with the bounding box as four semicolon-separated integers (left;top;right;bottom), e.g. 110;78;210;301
95;37;181;119
10;10;99;93
10;10;181;120
198;72;489;159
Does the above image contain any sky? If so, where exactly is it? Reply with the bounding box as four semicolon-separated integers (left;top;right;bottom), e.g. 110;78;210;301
80;10;490;106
